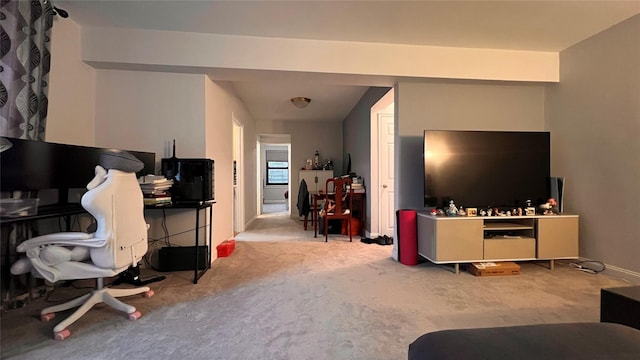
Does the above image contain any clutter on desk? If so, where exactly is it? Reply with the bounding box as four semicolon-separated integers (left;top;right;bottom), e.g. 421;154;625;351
0;198;39;217
138;174;173;206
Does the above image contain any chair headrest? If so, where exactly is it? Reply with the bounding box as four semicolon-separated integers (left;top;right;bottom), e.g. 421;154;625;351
100;150;144;173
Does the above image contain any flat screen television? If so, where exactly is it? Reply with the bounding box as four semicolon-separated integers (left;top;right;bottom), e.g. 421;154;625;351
423;130;550;209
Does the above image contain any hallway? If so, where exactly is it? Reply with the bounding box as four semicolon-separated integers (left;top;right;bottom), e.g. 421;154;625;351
233;211;319;242
235;203;357;243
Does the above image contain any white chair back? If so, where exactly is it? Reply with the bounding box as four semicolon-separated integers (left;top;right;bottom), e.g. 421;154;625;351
82;169;148;270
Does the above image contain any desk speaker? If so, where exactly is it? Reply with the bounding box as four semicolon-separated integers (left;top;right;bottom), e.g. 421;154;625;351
158;246;208;271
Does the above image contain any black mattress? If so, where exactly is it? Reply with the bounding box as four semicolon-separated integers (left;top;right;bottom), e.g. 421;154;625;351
408;322;640;360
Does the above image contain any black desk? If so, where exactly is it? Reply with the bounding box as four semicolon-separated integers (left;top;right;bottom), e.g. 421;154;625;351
1;203;88;310
1;203;85;228
145;201;215;284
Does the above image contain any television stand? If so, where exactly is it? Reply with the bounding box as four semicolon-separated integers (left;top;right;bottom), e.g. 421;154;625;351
416;213;579;274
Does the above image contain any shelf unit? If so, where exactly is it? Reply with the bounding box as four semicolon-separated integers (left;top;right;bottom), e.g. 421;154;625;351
483;219;536;260
417;213;579;274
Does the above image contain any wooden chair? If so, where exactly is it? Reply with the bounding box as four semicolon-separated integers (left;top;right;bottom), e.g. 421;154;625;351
322;177;353;242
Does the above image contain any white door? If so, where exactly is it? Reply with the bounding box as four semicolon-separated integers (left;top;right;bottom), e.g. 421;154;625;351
378;113;395;237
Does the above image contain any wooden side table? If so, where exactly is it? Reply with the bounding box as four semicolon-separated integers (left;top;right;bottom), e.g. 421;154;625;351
601;285;640;330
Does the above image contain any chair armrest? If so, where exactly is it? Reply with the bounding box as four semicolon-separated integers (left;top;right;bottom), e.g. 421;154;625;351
16;233;108;252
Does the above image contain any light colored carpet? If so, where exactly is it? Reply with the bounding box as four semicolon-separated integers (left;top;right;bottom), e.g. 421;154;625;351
0;214;633;359
234;214;320;242
262;203;288;215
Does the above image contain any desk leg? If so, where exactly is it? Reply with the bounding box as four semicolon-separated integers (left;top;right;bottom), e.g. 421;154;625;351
208;206;212;271
193;205;213;284
193;207;200;284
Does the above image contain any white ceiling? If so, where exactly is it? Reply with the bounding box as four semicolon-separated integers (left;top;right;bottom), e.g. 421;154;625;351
55;0;640;123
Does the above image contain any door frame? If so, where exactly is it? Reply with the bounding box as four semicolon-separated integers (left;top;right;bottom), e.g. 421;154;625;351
233;114;244;234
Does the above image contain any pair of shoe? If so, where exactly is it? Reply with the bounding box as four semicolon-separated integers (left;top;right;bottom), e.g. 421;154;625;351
360;235;393;245
360;237;374;244
376;235;393;246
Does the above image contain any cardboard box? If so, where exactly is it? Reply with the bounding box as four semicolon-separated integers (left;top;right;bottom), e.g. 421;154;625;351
468;261;521;276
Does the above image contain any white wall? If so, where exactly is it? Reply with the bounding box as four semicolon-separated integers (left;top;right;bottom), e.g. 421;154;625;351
94;70;206;164
395;81;546;212
47;18;95;145
204;78;258;239
81;26;559;83
546;14;640;275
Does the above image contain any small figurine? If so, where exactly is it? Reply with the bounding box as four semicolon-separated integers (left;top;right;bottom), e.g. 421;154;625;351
487;208;493;216
447;200;458;216
480;209;487;216
517;208;523;216
457;207;466;216
540;197;559;215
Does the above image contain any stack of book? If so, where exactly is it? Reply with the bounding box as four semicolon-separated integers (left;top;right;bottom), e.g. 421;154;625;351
350;182;365;193
138;175;174;206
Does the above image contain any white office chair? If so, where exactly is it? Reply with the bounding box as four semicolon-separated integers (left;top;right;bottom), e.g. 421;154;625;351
11;153;153;340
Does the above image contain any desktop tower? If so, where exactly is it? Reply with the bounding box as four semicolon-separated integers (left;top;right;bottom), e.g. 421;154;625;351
161;158;215;204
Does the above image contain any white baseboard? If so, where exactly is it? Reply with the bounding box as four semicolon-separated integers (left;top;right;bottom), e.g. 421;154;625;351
244;216;257;231
573;257;640;285
602;263;640;285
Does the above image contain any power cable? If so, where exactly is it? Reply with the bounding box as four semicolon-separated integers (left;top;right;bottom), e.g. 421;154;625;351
568;260;605;274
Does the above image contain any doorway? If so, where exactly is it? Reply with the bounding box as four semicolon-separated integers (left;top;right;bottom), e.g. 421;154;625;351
257;135;292;216
370;89;395;248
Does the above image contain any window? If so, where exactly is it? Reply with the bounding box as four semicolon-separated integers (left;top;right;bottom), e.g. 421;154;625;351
267;161;288;185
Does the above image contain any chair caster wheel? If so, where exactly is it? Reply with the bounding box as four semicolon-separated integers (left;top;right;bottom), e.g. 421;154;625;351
41;313;55;322
143;290;155;298
128;311;142;320
54;329;70;340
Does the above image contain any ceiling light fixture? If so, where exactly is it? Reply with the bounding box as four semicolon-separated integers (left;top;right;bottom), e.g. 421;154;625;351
290;97;311;108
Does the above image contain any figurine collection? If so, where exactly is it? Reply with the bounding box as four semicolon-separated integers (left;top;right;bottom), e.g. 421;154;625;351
430;198;560;217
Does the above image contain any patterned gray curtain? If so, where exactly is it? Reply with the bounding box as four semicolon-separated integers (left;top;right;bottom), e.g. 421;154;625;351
0;0;53;141
0;0;54;309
